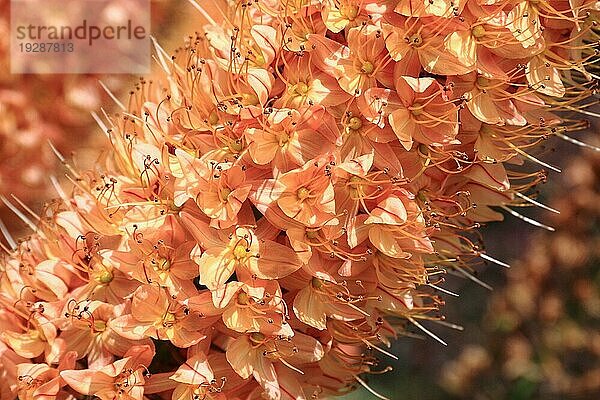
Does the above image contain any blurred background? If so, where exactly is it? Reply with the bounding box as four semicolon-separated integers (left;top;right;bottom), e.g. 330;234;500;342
1;1;598;399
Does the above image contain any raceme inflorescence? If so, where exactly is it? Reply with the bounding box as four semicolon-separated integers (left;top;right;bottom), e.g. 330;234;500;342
1;1;599;399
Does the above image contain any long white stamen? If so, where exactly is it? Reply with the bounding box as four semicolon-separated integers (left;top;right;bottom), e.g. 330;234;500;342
500;205;555;231
50;176;71;206
9;195;40;222
279;358;304;375
0;218;16;250
515;192;560;214
353;374;391;400
151;36;172;74
187;0;218;26
452;267;493;291
478;252;512;268
511;146;562;173
407;317;447;346
0;196;41;236
91;112;110;138
554;131;600;151
433;320;464;331
99;80;126;111
362;340;399;360
427;283;460;297
48;140;66;163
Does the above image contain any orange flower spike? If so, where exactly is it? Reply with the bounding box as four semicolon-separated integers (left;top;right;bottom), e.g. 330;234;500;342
273;155;337;227
60;345;153;400
0;0;593;398
109;285;207;348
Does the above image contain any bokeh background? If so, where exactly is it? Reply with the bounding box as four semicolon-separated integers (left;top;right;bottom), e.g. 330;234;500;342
1;1;598;399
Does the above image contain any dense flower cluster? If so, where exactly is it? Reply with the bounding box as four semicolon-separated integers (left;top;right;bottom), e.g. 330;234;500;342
1;1;598;399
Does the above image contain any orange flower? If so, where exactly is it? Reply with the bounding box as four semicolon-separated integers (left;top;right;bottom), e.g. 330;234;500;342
70;255;139;305
175;152;252;228
61;345;153;400
274;57;350;108
226;332;324;399
251;155;338;227
245;107;340;172
0;0;592;398
181;213;302;297
281;7;327;53
314;25;394;95
364;77;459;150
323;0;369;32
292;271;372;330
110;285;207;348
0;300;58;362
169;353;251;400
365;190;434;258
0;341;29;400
382;17;469;76
107;215;199;296
57;300;152;369
204;24;278;107
216;280;293;336
15;352;76;400
448;72;527;126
